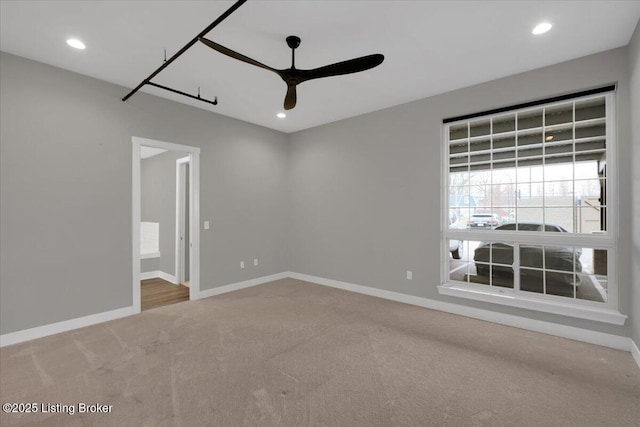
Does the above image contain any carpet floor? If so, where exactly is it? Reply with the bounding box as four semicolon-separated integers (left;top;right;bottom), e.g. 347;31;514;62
1;278;638;426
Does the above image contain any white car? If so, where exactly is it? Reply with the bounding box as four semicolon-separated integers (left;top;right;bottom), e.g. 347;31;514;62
466;213;502;229
449;210;463;259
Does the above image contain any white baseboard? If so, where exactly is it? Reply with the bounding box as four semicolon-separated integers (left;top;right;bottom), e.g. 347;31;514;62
196;272;290;300
0;306;136;348
632;340;640;371
140;270;160;280
288;272;632;352
2;270;636;366
140;270;178;284
0;272;286;348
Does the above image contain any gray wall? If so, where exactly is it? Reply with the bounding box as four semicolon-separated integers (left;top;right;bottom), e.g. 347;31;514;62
1;43;638;340
141;150;187;277
141;257;160;274
288;47;633;338
0;52;289;335
629;21;640;347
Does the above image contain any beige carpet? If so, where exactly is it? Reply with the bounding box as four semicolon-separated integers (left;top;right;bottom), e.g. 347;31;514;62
1;278;638;426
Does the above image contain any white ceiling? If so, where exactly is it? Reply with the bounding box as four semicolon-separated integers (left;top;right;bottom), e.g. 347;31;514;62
1;1;639;133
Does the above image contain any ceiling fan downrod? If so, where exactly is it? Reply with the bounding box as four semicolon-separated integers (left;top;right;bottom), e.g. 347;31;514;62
286;35;301;69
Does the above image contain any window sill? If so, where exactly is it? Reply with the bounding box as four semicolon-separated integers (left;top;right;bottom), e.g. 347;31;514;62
438;283;627;325
140;251;160;260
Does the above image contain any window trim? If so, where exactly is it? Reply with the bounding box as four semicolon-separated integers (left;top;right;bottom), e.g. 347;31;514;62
442;84;616;124
437;282;627;325
440;91;626;325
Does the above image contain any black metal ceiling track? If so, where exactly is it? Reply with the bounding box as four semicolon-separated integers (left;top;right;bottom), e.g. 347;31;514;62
442;84;616;124
147;82;218;106
121;0;247;104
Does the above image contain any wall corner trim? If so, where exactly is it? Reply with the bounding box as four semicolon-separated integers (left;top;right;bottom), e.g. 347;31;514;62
139;271;178;284
287;272;633;353
140;270;160;280
0;306;136;348
632;340;640;371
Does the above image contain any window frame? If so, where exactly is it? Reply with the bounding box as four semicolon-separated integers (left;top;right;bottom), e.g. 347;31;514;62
439;91;627;325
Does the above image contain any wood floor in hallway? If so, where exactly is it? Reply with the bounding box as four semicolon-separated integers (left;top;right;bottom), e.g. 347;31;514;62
141;278;189;311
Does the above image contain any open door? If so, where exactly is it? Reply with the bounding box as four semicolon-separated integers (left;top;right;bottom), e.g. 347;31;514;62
176;156;190;286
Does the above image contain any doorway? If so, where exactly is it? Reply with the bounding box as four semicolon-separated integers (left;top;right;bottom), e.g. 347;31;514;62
132;137;200;313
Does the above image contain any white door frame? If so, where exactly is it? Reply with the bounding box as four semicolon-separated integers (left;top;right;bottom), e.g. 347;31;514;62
175;156;190;285
132;136;201;313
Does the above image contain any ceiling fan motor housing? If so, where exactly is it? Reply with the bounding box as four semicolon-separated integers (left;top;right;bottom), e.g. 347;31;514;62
286;35;301;50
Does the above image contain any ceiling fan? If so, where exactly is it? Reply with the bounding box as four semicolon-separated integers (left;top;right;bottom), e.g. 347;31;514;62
199;35;384;110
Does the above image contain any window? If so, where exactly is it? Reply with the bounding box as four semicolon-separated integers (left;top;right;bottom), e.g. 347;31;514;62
440;90;626;325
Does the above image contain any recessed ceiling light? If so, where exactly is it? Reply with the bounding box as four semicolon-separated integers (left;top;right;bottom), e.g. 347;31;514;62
532;22;552;35
277;112;286;119
66;38;86;50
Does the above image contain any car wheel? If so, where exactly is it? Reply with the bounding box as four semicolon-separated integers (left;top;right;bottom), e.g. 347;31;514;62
451;244;462;260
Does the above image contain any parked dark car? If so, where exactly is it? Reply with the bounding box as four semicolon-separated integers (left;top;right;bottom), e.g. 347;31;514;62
466;213;501;229
473;222;582;286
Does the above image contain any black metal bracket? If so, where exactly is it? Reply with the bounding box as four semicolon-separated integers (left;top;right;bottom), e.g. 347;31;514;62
121;0;247;105
147;83;218;106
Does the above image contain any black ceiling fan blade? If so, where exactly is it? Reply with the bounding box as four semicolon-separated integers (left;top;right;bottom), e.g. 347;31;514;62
284;84;297;110
302;54;384;81
199;37;277;74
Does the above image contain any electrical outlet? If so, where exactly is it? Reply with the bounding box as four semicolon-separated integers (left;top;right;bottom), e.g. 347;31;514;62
406;270;413;280
254;258;259;266
204;221;210;230
240;261;245;269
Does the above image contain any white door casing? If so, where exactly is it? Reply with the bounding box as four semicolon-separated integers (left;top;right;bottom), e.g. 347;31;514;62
132;137;201;312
